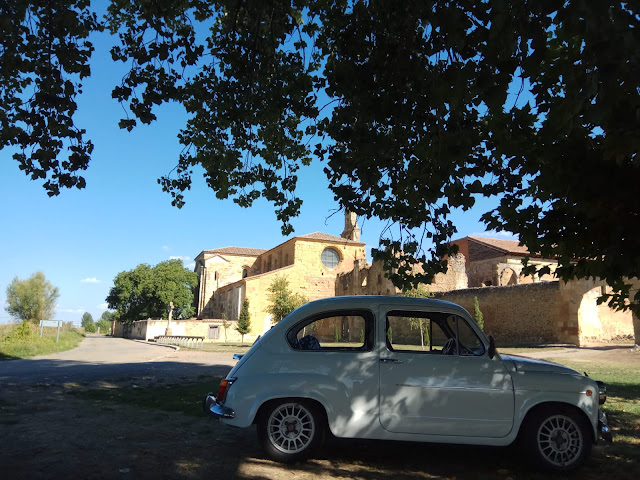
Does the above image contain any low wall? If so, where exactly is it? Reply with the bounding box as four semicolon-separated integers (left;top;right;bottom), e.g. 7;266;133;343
114;318;257;343
435;282;566;345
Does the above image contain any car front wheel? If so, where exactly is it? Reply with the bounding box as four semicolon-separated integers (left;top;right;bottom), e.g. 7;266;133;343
257;399;323;463
523;407;592;472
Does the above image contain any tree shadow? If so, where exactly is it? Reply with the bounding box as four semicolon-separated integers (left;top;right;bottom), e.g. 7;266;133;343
0;352;19;361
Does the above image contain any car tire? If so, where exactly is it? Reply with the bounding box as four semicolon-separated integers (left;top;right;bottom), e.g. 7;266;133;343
257;399;324;463
522;406;592;472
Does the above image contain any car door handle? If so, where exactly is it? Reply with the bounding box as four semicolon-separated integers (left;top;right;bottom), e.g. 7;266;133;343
380;358;403;364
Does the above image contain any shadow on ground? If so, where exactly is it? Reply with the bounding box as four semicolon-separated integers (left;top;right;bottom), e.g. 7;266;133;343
1;378;632;480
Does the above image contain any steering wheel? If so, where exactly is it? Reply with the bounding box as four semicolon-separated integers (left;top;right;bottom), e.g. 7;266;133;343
442;338;456;355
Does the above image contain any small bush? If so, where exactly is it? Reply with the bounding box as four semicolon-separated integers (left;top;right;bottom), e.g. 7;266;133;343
12;320;34;339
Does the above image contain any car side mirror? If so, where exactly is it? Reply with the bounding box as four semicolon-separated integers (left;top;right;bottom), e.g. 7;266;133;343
488;336;496;359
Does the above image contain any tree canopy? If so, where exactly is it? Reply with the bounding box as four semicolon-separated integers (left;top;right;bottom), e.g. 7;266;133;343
106;259;198;323
96;311;114;333
81;311;94;328
267;276;307;323
3;1;640;313
5;272;60;324
82;312;97;332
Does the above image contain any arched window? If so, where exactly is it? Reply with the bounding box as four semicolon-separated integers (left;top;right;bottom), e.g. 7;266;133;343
321;248;340;269
242;268;248;278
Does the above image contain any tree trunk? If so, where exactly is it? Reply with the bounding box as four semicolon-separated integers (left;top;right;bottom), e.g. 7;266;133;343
630;279;640;348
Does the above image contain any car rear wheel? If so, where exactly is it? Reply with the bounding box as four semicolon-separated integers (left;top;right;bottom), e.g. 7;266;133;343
523;407;592;472
257;399;323;463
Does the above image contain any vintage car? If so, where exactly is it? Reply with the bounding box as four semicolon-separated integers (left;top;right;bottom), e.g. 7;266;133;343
204;296;611;471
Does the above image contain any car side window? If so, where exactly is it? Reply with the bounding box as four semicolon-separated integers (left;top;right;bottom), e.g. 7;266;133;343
287;310;374;352
445;314;485;356
386;310;484;356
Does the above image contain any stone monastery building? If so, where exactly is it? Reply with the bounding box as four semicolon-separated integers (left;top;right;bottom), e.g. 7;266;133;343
189;212;634;346
194;212;367;333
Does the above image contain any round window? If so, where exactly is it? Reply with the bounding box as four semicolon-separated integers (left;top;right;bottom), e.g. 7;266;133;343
321;248;340;269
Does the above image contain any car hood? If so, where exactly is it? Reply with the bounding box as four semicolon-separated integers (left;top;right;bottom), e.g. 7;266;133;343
500;354;581;376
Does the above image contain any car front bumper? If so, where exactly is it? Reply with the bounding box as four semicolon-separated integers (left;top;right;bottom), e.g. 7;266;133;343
598;409;613;443
203;393;235;419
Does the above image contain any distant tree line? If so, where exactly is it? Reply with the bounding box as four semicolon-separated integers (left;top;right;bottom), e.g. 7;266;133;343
81;311;114;334
106;259;197;324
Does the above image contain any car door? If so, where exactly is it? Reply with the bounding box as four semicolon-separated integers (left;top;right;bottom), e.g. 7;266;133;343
285;308;380;438
379;308;515;438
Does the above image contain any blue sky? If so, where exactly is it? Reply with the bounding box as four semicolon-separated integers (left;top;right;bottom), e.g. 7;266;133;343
0;26;515;326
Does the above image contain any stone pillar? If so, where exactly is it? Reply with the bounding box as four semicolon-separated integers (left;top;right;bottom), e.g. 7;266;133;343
353;260;360;295
165;301;174;336
197;265;207;317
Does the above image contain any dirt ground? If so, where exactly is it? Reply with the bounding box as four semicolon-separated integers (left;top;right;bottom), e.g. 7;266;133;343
1;346;638;480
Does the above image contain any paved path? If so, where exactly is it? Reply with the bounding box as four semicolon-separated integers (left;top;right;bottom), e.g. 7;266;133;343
500;343;640;364
0;335;237;385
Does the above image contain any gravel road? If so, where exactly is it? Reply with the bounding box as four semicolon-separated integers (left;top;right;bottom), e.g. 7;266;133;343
0;335;237;385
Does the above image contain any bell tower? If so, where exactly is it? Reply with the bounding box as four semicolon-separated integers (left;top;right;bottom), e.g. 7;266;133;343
341;210;361;242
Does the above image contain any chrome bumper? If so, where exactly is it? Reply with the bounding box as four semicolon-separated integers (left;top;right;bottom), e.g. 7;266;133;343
598;409;613;443
203;393;235;419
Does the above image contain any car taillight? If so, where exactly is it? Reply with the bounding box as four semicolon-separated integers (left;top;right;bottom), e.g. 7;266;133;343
217;377;236;404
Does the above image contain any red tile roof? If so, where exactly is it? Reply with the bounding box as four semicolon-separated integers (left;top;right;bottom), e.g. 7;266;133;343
201;246;267;257
466;236;529;255
297;232;364;245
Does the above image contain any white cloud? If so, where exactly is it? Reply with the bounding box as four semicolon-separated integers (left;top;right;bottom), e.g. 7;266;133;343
186;262;196;270
81;277;100;284
97;303;109;310
170;255;192;262
162;245;170;251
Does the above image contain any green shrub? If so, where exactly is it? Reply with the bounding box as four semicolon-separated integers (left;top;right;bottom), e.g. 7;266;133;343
474;296;484;330
1;326;84;359
13;320;34;339
95;319;111;334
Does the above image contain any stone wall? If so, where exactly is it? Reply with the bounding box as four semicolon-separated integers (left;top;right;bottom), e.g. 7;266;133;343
561;278;635;344
467;255;558;287
336;253;468;296
257;241;296;273
435;282;565;345
196;253;260;318
434;279;634;346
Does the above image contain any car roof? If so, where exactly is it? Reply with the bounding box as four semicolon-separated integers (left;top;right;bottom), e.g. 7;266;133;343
289;295;469;319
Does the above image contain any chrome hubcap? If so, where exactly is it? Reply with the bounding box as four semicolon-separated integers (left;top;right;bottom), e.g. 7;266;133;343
267;403;315;454
537;415;583;466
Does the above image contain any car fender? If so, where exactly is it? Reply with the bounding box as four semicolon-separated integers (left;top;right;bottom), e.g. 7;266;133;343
513;389;600;438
